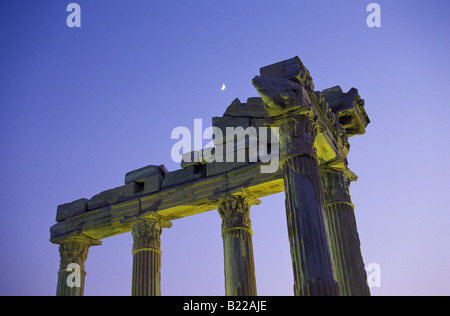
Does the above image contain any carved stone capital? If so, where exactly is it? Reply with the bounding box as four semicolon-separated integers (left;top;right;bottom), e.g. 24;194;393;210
131;217;172;255
58;235;101;271
269;114;319;165
218;191;260;236
320;166;355;206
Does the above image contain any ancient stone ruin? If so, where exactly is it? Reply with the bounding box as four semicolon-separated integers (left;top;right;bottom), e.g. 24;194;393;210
50;56;371;296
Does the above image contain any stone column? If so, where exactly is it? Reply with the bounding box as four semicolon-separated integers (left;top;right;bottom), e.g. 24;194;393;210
253;74;339;296
131;217;172;296
218;192;260;296
321;166;371;296
56;235;101;296
277;115;340;296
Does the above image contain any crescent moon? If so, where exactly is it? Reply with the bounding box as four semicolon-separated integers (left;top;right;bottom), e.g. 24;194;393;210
221;84;226;91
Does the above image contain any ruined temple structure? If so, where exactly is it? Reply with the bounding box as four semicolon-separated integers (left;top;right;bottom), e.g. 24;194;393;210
50;57;371;296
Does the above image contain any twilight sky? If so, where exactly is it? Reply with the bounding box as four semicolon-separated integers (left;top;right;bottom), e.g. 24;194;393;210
1;0;449;296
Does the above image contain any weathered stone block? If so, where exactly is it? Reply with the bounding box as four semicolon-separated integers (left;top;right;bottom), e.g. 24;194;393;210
183;148;220;166
206;161;249;177
222;97;267;118
125;165;167;184
143;173;164;194
123;181;147;199
209;139;256;161
212;116;251;132
161;165;206;189
322;86;370;136
198;147;216;165
252;75;312;117
260;60;286;78
259;56;314;91
206;160;230;177
260;56;305;80
181;151;202;168
246;97;268;118
222;98;244;117
212;116;252;146
251;117;271;131
322;86;353;112
56;198;88;222
124;182;138;197
88;186;125;210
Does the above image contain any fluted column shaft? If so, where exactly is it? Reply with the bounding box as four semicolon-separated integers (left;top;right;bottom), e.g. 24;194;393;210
131;217;171;296
56;236;101;296
218;192;259;296
321;167;370;296
277;114;340;296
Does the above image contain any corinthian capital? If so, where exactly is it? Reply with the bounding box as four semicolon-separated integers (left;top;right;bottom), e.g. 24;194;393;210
131;217;172;254
58;235;101;270
320;166;358;206
218;191;260;235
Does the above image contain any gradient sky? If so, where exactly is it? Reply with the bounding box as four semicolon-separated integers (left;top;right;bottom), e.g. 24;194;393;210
1;0;449;296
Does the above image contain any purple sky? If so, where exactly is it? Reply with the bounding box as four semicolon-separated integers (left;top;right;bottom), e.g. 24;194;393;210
1;0;449;296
